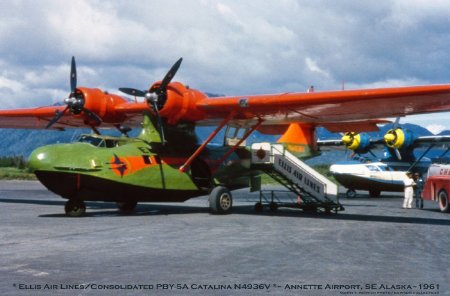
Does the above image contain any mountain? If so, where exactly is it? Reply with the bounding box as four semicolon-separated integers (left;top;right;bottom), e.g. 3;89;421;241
0;123;435;160
438;130;450;135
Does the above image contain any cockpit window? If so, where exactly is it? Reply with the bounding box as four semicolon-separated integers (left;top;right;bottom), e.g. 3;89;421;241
377;166;388;171
76;135;118;148
104;139;118;148
366;165;380;172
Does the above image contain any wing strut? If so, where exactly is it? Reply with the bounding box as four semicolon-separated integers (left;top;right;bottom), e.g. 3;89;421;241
179;112;235;173
212;119;264;173
407;143;435;173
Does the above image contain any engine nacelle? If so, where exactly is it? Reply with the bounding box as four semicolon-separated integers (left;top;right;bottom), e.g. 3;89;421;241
384;128;415;149
76;87;129;125
341;132;371;153
154;82;207;125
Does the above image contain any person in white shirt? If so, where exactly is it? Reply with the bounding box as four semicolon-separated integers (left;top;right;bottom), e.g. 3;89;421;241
403;172;416;209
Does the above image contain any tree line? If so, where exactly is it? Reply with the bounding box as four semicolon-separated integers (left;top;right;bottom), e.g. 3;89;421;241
0;156;27;169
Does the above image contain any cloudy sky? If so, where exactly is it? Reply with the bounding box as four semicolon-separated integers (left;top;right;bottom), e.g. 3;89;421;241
1;0;450;133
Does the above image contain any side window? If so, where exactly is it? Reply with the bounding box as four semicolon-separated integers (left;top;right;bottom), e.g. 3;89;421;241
366;165;380;172
142;155;151;164
105;140;118;148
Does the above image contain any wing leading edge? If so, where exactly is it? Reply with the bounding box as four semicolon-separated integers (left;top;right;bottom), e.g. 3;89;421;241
195;85;450;125
1;83;450;131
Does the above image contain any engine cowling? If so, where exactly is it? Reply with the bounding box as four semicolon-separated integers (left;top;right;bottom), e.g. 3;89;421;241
76;87;129;125
341;132;371;153
156;82;207;124
383;128;415;149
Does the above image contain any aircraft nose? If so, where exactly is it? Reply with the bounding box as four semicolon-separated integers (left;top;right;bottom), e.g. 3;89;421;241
28;147;52;171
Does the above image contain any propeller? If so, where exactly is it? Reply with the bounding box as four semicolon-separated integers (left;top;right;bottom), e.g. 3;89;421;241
341;132;358;149
119;57;183;144
119;57;182;109
46;56;102;129
384;117;402;160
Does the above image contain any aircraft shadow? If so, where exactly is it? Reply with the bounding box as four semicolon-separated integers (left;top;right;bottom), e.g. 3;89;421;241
308;212;450;226
2;197;449;226
38;204;211;218
0;198;65;207
45;204;450;226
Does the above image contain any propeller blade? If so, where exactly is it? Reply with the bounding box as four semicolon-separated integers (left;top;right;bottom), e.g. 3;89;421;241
70;56;77;93
150;100;166;144
118;88;146;97
46;106;69;129
394;148;402;160
392;116;401;129
82;108;102;126
159;57;183;92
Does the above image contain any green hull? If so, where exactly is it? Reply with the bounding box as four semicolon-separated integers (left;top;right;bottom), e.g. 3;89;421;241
35;170;206;202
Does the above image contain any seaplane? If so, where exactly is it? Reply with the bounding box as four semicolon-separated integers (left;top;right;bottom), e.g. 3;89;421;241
1;57;450;216
320;121;450;198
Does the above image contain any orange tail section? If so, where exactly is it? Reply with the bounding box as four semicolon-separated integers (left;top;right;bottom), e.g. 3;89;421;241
277;123;318;158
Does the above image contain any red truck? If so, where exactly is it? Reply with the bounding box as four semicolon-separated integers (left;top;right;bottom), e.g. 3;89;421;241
422;163;450;212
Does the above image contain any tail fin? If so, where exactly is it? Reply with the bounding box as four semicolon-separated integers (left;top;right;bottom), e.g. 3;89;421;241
277;123;318;158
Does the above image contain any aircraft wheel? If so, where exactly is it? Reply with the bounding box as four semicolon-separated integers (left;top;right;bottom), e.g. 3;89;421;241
269;202;278;212
346;189;357;198
254;202;263;212
117;201;137;213
369;190;381;198
209;186;232;214
437;190;450;213
64;200;86;217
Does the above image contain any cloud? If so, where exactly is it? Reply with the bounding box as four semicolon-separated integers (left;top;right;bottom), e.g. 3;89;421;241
305;57;329;77
426;124;446;135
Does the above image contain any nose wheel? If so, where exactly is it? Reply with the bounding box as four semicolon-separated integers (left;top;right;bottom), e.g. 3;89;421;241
346;189;357;198
209;186;233;214
64;199;86;217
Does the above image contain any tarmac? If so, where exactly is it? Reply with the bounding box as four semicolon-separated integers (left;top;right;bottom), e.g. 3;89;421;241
0;180;449;296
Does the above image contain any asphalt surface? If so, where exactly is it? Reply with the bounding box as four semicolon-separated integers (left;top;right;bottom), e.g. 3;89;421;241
0;180;449;296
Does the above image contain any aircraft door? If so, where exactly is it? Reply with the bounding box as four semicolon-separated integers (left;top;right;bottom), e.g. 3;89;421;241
190;159;213;190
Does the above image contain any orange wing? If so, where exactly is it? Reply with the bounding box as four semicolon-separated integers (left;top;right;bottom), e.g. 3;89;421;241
194;84;450;124
1;83;450;131
0;89;149;129
149;83;450;131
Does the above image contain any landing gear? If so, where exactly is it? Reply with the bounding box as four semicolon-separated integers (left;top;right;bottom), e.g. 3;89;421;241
209;186;233;214
64;199;86;217
438;190;449;213
346;189;356;198
117;201;138;213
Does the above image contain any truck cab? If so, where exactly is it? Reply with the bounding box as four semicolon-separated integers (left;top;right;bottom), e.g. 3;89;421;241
422;163;450;212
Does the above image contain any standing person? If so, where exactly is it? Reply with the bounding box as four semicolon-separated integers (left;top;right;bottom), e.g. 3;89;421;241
414;173;424;208
403;172;416;209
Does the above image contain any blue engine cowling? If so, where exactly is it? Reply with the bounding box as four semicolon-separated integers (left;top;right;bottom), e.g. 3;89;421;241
341;132;371;154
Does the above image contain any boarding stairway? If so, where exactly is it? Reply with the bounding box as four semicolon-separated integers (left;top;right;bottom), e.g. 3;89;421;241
251;143;344;213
